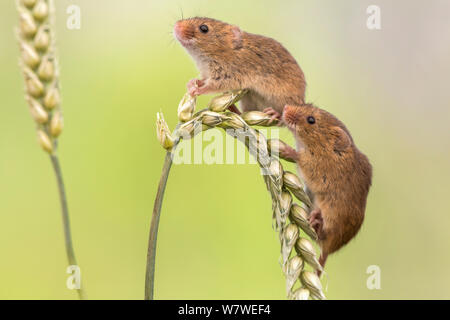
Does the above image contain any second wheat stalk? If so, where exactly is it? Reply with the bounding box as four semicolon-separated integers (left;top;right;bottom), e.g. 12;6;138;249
16;0;85;299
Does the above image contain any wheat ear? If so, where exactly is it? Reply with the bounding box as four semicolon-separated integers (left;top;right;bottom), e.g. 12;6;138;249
147;91;326;300
15;0;85;299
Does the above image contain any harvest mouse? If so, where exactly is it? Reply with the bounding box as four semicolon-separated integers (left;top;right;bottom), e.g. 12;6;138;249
283;104;372;271
173;17;306;122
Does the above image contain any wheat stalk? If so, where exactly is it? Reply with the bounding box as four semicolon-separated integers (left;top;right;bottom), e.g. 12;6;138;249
15;0;85;299
147;91;326;300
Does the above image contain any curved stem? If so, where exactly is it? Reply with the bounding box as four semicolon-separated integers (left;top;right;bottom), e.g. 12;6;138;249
50;154;86;300
145;151;174;300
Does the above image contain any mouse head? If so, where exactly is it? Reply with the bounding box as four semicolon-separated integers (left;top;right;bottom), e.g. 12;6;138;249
283;104;353;154
174;17;242;57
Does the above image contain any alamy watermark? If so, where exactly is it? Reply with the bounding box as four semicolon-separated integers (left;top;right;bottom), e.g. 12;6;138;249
366;5;381;30
66;5;81;30
366;265;381;290
172;124;280;172
66;265;81;290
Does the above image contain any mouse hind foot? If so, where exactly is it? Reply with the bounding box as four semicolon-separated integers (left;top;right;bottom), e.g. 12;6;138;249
228;104;241;115
309;209;325;239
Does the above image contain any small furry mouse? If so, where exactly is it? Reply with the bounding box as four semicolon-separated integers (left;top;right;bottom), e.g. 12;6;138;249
174;17;306;122
283;104;372;270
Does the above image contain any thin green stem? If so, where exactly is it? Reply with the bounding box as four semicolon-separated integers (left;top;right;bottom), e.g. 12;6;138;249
145;150;174;300
50;154;85;300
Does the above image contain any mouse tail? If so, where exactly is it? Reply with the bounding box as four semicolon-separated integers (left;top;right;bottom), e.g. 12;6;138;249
316;252;328;277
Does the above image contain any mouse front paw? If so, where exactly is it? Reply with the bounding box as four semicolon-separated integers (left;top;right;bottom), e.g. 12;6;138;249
187;78;205;96
263;107;282;125
277;144;298;162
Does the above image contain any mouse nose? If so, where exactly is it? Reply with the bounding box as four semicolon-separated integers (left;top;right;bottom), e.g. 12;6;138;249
174;21;182;36
174;21;191;42
283;105;295;117
284;105;299;114
283;105;298;125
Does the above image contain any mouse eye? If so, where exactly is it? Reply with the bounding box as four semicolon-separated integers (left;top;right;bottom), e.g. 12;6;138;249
199;24;209;33
307;116;315;124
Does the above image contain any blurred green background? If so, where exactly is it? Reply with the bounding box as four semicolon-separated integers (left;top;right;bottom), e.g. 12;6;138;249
1;0;450;299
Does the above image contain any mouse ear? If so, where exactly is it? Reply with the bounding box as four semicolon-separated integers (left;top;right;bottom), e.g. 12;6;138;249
230;25;243;49
332;126;352;154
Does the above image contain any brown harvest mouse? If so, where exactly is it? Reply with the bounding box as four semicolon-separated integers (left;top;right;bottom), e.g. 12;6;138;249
173;17;306;122
283;104;372;271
